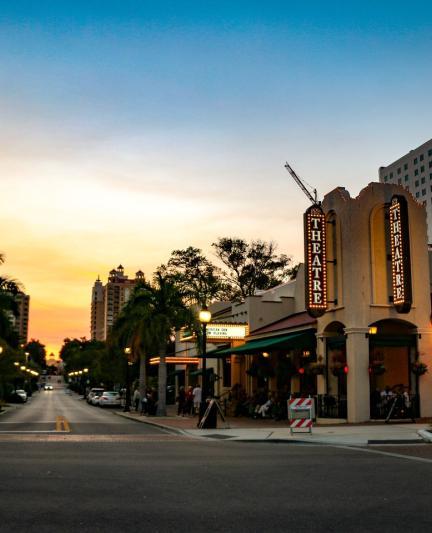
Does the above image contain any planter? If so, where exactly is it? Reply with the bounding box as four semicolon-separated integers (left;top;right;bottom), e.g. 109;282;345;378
412;361;428;376
309;365;325;376
370;364;386;376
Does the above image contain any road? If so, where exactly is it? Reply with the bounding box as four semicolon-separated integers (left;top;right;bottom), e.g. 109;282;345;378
0;385;169;436
1;387;432;532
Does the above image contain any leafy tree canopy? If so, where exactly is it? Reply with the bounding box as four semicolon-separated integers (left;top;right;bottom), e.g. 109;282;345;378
212;237;297;300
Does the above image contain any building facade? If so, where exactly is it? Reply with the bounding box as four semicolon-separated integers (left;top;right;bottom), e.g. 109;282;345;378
180;182;432;423
13;292;30;344
379;138;432;242
90;266;145;341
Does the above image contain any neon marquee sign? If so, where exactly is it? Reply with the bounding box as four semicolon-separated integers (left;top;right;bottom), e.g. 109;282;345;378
389;195;412;313
304;205;327;318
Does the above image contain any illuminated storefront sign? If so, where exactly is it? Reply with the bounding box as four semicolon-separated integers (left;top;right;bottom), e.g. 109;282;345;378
180;323;248;343
304;204;327;317
389;195;412;313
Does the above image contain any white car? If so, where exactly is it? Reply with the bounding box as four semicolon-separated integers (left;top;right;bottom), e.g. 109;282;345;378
44;384;53;391
87;388;104;404
15;389;27;403
97;391;121;407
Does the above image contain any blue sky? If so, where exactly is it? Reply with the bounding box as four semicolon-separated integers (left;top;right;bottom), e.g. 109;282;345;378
1;1;431;350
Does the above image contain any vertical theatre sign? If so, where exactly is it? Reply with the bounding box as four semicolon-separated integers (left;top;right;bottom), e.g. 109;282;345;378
304;205;327;317
389;195;412;313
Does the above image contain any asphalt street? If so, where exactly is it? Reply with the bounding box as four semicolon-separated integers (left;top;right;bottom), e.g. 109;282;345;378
1;387;432;532
0;385;167;435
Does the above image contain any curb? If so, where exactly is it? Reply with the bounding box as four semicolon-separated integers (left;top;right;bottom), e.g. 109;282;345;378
113;411;186;436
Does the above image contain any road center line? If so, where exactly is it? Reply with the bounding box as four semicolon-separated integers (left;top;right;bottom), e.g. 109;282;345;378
333;444;432;464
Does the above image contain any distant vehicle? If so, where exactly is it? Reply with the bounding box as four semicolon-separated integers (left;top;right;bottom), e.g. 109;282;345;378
97;392;121;408
87;388;104;404
44;384;53;391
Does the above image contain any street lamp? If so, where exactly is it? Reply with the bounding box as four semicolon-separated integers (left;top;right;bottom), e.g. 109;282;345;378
198;306;212;422
124;347;132;412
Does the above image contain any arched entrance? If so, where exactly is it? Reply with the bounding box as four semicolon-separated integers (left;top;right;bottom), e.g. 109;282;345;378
368;319;419;419
320;321;347;419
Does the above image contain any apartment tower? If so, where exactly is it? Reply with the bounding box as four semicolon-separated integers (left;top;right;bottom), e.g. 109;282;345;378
90;266;145;341
379;138;432;242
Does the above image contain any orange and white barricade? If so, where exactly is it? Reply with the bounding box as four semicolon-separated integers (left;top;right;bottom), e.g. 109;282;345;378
288;397;314;434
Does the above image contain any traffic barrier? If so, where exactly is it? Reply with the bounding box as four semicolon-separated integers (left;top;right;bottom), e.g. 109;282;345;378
288;397;313;434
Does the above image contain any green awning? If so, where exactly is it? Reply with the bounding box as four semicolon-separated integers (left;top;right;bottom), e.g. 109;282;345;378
214;330;316;356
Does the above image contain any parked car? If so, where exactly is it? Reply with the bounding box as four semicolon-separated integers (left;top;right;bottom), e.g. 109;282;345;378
86;388;104;404
8;389;27;403
97;391;121;408
90;394;103;406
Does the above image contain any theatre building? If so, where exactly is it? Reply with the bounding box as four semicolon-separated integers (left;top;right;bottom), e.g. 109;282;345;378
312;182;432;422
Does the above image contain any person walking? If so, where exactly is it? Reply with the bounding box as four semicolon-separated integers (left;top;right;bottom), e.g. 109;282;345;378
133;387;140;411
185;386;194;415
177;386;186;416
192;384;202;416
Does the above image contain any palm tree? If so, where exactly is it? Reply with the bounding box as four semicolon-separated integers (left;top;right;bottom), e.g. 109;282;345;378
148;270;191;416
110;282;154;400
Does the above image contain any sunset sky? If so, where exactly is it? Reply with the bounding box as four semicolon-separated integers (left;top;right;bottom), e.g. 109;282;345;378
1;1;432;355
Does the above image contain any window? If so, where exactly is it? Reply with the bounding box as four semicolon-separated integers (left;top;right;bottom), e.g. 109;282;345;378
416;192;420;198
384;176;388;182
421;165;425;173
414;158;418;165
415;180;419;187
415;169;419;176
422;189;426;196
429;161;432;168
390;172;393;178
397;167;401;174
405;175;409;181
422;177;426;184
398;178;402;185
420;154;424;161
404;163;408;170
429;148;432;157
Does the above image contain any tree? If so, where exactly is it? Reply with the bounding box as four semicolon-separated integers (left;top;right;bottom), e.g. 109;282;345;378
0;253;23;348
164;246;226;306
212;237;295;300
149;271;192;416
24;339;47;369
109;281;154;400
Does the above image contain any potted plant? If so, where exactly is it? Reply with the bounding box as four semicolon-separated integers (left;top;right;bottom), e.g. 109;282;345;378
309;356;325;375
369;360;386;375
330;351;347;377
412;360;428;376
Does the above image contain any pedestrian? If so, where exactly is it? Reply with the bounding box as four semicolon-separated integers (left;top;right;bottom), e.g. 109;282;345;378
133;387;140;411
185;386;194;415
176;386;186;416
192;384;202;416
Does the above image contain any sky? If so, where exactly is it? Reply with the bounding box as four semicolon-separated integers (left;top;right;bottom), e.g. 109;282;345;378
1;1;432;355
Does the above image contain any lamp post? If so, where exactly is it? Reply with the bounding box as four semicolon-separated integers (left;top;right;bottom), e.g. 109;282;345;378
124;347;132;412
198;307;212;422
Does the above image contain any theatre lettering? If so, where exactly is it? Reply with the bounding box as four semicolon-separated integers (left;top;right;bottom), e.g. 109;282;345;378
304;204;327;317
389;195;412;313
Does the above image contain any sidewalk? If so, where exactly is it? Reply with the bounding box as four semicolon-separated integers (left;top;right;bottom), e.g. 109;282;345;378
115;405;431;446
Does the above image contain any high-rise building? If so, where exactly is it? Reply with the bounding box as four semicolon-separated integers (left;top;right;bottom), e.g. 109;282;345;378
379;138;432;242
90;266;145;341
13;292;30;344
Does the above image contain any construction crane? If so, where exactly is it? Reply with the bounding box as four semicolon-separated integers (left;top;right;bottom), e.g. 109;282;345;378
284;162;319;205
